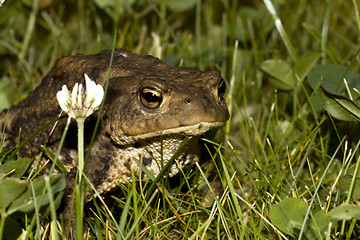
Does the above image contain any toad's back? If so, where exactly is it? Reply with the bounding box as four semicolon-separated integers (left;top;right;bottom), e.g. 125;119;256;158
0;49;229;195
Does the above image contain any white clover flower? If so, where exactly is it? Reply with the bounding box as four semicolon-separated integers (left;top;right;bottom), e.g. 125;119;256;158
56;74;104;119
0;0;5;6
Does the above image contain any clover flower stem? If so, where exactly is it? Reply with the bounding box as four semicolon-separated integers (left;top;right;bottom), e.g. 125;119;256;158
77;118;85;183
76;117;85;238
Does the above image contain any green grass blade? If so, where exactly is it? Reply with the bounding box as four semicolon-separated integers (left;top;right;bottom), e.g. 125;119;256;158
263;0;298;62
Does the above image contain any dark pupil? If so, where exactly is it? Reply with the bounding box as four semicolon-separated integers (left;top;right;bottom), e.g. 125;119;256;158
144;92;159;102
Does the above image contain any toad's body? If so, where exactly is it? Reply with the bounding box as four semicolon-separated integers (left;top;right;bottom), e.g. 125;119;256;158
0;49;229;197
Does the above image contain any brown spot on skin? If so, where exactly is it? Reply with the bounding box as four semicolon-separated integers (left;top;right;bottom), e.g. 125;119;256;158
139;154;153;166
53;67;63;79
93;170;104;188
103;141;113;150
88;173;95;180
91;67;101;78
67;168;77;180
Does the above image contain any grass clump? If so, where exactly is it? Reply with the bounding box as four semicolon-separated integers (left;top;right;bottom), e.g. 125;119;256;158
1;0;360;239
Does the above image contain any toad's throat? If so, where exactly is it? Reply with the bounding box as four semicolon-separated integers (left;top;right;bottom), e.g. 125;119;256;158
90;134;202;194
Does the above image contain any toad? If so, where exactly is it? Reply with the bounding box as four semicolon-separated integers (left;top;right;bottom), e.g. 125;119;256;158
0;48;229;208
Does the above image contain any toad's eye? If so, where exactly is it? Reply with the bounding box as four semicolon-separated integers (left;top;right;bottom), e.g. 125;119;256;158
140;88;162;108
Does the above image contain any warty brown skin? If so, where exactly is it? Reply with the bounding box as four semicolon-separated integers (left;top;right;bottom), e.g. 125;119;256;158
0;49;229;231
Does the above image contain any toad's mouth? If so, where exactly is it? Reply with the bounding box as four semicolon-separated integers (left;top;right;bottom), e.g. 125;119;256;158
112;121;226;145
138;121;225;138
